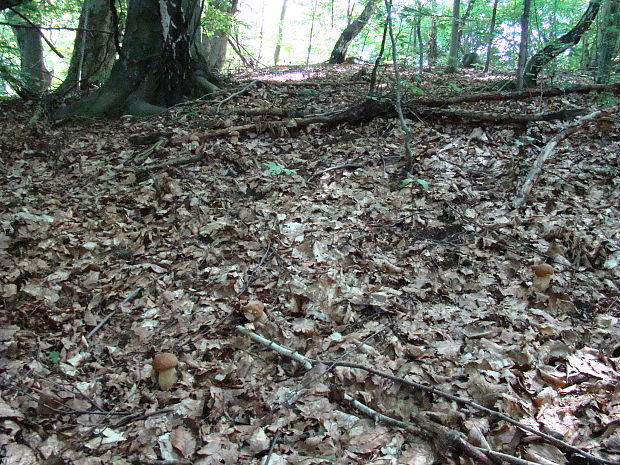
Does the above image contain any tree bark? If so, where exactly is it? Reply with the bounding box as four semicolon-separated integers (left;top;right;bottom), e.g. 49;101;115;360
55;0;116;95
328;0;377;64
445;0;461;73
522;0;601;88
596;0;620;83
55;0;220;119
516;0;531;90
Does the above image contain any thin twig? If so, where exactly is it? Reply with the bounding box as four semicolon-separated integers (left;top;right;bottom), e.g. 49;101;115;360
384;0;414;173
86;287;142;339
263;430;282;465
235;326;313;370
215;80;258;113
513;107;614;208
8;8;64;58
87;311;116;339
113;408;174;428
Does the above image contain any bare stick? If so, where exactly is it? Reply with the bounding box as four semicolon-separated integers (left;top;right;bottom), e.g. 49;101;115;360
263;430;282;465
86;287;142;339
513;107;615;208
215;80;257;113
86;311;116;339
235;326;313;370
384;0;414;173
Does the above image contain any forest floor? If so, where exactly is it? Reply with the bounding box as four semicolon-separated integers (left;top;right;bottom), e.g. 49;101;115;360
1;64;619;465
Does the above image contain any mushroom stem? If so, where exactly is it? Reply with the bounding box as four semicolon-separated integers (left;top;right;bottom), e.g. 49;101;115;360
158;368;177;391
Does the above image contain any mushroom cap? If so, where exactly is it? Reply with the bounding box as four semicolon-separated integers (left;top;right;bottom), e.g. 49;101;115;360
153;352;178;371
241;300;267;323
534;263;556;277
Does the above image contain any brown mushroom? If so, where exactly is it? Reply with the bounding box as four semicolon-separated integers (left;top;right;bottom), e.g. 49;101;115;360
152;353;178;391
533;264;556;292
241;300;268;324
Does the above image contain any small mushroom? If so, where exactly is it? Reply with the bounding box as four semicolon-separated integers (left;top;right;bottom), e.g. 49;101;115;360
533;264;556;292
241;300;268;324
152;353;178;391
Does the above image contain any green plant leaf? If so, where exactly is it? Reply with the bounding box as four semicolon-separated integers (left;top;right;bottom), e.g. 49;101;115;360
49;351;61;364
402;178;429;191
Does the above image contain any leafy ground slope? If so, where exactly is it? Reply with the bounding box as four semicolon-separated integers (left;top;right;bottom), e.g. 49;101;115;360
1;66;619;465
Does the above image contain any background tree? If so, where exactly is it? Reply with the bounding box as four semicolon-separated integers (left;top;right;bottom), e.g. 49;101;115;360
273;0;287;65
328;0;377;64
595;0;620;83
10;22;50;93
515;0;531;89
56;0;221;119
55;0;116;95
202;0;239;72
483;0;499;73
445;0;461;72
523;0;601;88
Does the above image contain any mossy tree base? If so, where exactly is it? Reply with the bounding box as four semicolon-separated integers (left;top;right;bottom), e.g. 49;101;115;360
55;0;220;119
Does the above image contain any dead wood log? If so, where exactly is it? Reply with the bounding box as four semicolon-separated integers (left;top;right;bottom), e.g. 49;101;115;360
415;82;620;107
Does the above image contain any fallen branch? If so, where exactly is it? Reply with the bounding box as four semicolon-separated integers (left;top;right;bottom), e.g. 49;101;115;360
135;150;205;178
513;106;615;207
235;325;312;370
237;326;619;465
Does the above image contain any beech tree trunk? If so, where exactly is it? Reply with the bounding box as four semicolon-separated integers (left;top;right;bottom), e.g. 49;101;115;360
55;0;116;95
328;0;377;64
522;0;601;88
55;0;220;118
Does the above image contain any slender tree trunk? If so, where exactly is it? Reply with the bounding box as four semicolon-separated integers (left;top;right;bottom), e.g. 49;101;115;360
328;0;378;64
516;0;531;90
457;0;477;53
523;0;601;88
202;0;239;72
415;0;423;70
55;0;116;95
484;0;498;73
306;0;318;65
9;15;51;93
428;15;437;66
596;0;620;83
446;0;461;73
273;0;288;65
55;0;220;119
